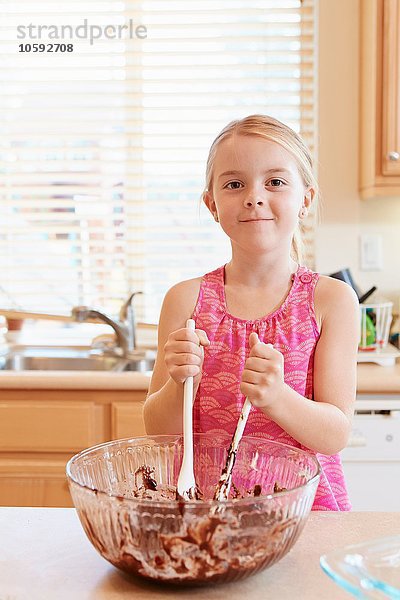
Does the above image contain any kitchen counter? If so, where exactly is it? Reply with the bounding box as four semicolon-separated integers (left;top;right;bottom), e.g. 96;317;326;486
1;322;400;392
0;323;155;390
0;323;399;393
357;360;400;393
2;360;400;393
1;507;399;599
0;368;151;390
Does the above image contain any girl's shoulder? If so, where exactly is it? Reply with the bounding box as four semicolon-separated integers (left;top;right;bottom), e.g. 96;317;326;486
161;276;203;323
314;275;359;327
167;276;203;293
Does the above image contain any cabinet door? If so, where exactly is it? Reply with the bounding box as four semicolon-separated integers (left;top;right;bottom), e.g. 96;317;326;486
111;401;146;439
360;0;400;196
381;0;400;176
342;462;400;510
0;389;147;507
0;456;73;507
0;401;105;452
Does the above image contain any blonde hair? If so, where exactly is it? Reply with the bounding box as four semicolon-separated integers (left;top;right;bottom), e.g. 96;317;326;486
202;114;318;264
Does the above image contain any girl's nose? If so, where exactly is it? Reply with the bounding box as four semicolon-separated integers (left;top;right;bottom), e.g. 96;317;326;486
244;194;264;207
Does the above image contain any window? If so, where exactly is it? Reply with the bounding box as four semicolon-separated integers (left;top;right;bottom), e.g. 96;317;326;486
0;0;317;323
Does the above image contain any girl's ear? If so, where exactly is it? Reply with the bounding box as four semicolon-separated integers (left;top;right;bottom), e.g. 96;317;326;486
203;190;214;211
298;187;315;218
203;191;219;221
303;187;315;209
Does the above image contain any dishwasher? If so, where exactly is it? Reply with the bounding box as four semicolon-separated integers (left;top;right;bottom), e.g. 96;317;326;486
340;395;400;510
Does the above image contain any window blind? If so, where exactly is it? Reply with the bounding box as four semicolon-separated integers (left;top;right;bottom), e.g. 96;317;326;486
0;0;317;323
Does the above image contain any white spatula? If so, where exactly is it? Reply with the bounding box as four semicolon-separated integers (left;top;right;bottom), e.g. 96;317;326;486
176;318;200;500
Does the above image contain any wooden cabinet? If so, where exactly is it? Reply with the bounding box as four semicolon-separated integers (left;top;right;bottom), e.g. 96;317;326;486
111;401;146;439
360;0;400;197
0;389;147;508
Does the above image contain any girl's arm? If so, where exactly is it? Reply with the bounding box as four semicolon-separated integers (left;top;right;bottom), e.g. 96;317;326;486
143;277;208;435
241;277;359;455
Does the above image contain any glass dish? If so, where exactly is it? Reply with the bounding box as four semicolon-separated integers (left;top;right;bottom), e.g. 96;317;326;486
67;433;320;586
320;535;400;599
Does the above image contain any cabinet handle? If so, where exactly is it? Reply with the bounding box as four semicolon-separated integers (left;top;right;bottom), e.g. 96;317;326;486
347;432;367;447
388;151;400;161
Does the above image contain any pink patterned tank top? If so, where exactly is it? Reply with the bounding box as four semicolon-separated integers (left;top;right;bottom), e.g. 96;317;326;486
192;264;351;511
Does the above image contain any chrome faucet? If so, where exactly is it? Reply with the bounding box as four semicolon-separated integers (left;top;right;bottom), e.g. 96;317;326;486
71;291;143;358
118;291;143;353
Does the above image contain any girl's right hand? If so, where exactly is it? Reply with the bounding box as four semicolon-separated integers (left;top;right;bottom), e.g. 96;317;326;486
164;326;210;385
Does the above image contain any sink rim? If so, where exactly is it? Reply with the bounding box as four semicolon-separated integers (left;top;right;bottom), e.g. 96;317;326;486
0;355;120;372
0;347;155;373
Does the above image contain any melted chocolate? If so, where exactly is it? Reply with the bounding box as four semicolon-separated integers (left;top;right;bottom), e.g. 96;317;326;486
253;484;262;497
109;508;298;585
273;482;287;493
134;465;158;491
80;466;296;585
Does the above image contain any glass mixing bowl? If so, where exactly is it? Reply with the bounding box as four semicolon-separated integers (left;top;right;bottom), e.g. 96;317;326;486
66;433;321;586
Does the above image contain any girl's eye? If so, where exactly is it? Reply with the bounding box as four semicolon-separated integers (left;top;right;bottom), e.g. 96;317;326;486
225;181;242;189
268;178;285;187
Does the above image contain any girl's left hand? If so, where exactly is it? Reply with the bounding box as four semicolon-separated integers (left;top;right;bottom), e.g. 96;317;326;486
240;332;285;410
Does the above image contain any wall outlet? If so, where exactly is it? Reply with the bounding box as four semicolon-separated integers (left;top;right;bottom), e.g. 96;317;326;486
360;234;383;271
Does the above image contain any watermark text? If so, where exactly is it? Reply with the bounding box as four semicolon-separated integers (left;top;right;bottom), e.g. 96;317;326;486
17;19;147;45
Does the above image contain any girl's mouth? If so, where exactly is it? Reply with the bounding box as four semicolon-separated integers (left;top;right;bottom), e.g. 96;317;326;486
239;218;274;222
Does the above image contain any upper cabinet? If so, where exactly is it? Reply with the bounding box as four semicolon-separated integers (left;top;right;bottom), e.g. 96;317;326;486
360;0;400;197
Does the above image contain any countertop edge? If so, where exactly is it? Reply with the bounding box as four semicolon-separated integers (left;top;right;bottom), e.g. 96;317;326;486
0;370;151;390
0;361;400;393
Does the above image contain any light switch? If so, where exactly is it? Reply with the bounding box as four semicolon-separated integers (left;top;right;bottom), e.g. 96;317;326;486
360;234;383;271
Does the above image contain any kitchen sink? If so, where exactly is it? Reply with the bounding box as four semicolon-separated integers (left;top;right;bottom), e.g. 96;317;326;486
0;347;155;372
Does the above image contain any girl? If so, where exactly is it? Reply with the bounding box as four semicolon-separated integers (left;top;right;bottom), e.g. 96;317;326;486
143;114;359;511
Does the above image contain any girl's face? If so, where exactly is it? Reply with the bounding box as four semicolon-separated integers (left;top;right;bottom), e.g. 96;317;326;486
204;134;313;255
